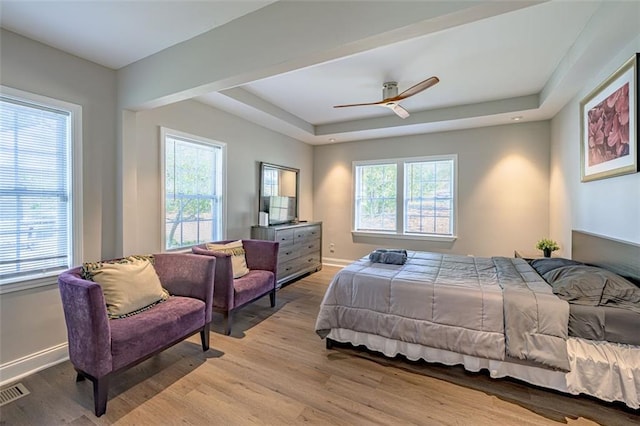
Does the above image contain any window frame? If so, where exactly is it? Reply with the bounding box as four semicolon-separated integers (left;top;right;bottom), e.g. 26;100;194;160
0;85;83;294
352;155;457;242
160;127;227;252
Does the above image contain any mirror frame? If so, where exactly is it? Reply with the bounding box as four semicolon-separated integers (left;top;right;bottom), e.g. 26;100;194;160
258;162;300;225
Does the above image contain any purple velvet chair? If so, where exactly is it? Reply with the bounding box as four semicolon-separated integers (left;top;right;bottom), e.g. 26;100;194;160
192;239;278;335
57;253;215;417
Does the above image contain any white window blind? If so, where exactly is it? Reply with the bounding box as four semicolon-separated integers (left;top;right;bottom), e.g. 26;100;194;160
162;129;225;251
0;93;75;284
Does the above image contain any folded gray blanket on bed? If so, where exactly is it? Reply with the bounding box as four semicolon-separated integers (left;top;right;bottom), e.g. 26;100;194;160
369;249;407;265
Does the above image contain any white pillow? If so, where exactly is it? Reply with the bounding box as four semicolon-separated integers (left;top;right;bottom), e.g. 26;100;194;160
205;240;250;279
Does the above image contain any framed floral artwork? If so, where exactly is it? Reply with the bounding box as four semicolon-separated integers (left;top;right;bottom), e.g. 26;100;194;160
580;53;638;182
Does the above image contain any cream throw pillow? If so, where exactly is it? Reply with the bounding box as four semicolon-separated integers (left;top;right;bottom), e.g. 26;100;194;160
89;258;168;318
206;240;250;279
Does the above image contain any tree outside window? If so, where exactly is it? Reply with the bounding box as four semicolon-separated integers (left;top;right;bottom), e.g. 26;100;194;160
162;130;225;250
353;155;456;238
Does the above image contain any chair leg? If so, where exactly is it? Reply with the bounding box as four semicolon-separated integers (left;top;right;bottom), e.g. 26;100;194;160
223;311;232;336
200;323;210;351
269;289;276;307
326;338;334;349
75;370;86;382
92;376;109;417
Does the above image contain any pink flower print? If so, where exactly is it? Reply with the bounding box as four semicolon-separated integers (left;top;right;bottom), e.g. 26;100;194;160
587;83;630;166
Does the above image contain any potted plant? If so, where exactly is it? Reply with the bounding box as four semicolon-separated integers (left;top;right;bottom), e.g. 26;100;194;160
535;238;559;258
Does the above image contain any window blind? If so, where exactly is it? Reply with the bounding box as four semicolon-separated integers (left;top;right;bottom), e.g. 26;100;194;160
0;95;72;282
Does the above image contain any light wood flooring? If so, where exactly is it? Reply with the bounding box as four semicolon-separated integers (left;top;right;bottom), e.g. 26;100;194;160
1;266;638;425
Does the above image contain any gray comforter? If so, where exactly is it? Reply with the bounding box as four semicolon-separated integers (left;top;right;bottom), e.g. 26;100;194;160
315;251;570;371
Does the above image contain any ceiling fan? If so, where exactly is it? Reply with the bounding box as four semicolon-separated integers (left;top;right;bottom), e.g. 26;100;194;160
333;76;439;119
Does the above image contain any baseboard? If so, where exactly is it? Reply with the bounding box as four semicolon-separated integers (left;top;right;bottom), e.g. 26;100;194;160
322;257;354;268
0;343;69;387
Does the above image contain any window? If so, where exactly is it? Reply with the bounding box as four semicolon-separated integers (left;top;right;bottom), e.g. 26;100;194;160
353;155;457;240
0;86;82;291
405;158;454;235
354;162;397;231
262;167;278;196
161;128;226;251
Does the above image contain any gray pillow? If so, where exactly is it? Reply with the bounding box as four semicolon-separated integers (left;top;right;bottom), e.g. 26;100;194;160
530;257;583;276
543;265;640;313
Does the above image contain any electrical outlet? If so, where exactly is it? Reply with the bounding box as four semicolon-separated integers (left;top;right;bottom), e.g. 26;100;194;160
329;242;335;253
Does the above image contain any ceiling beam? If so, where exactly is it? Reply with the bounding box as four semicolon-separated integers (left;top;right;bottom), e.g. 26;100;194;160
117;0;543;110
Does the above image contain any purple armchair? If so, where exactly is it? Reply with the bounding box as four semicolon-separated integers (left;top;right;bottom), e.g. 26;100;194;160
57;253;215;417
192;239;278;335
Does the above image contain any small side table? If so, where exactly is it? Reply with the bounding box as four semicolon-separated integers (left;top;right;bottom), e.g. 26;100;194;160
514;249;554;261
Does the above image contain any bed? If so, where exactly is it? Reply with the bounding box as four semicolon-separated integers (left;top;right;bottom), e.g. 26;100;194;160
315;231;640;409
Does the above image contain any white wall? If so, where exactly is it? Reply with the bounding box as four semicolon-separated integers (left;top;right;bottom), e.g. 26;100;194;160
314;121;551;262
0;30;117;381
550;37;640;253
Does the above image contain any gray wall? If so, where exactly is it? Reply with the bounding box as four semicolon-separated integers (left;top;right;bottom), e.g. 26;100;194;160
0;30;117;371
126;100;314;254
314;121;551;262
550;36;640;252
0;31;313;382
2;25;637;386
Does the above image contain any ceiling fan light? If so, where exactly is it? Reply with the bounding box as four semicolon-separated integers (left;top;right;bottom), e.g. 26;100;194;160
390;103;409;119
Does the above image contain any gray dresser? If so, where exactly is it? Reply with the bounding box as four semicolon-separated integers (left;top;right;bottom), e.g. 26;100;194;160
251;221;322;287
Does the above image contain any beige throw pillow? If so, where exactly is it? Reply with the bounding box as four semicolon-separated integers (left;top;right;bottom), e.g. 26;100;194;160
206;240;250;279
86;258;169;318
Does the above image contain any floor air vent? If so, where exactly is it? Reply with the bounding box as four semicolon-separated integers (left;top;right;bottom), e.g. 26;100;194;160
0;383;30;406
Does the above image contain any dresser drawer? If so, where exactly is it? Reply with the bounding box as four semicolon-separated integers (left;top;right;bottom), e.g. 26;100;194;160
273;229;295;246
299;238;320;256
294;224;321;242
278;245;298;263
295;253;321;270
277;258;299;280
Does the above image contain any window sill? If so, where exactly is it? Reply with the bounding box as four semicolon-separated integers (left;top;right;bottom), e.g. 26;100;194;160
0;272;60;295
351;231;457;242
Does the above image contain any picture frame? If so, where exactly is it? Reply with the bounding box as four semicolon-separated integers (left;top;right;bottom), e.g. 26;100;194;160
580;53;638;182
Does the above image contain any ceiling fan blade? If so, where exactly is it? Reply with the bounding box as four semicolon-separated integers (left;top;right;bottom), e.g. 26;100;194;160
333;100;384;108
395;76;439;101
387;103;410;119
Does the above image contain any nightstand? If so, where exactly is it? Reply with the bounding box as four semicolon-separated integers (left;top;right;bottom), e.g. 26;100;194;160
514;249;553;261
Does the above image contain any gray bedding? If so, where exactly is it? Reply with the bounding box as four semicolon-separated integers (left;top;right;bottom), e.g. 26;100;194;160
569;304;640;345
315;251;571;371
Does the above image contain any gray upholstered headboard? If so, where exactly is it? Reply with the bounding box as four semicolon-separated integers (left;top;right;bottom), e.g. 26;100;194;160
572;230;640;283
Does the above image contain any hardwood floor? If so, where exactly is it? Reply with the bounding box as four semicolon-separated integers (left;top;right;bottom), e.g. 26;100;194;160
1;266;638;425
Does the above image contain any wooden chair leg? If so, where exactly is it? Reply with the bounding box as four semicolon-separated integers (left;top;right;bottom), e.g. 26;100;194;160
269;289;276;307
200;323;210;351
223;311;232;336
326;338;334;349
92;376;109;417
75;370;86;382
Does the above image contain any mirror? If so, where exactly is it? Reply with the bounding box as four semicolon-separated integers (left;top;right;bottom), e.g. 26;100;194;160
259;162;299;226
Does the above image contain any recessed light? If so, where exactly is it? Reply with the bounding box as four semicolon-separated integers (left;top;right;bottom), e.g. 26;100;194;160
511;116;523;121
329;138;336;142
